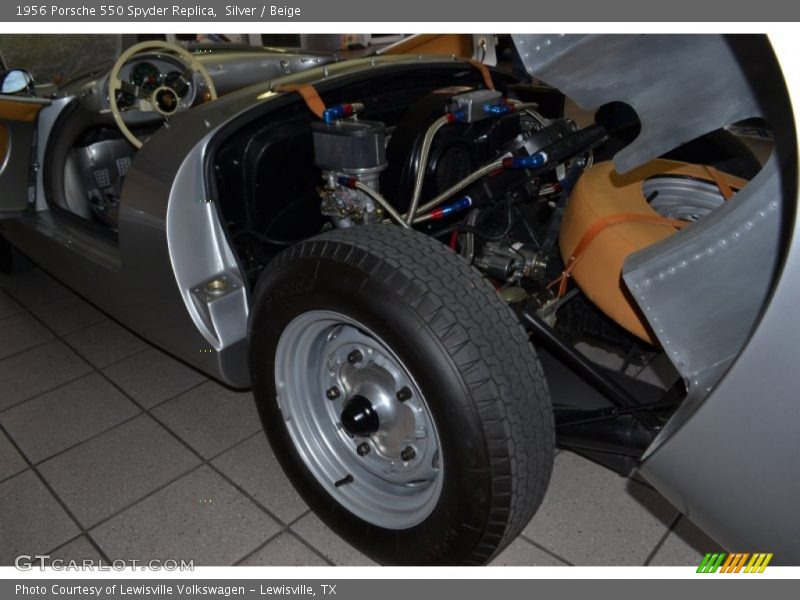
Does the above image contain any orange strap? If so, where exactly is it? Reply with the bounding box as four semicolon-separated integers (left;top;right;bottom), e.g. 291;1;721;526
551;213;690;297
466;59;495;91
275;83;327;119
703;165;735;201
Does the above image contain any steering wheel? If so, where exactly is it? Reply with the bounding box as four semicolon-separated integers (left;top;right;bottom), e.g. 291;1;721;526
108;41;217;149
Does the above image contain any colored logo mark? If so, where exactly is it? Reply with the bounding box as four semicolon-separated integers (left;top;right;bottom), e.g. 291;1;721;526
697;552;773;573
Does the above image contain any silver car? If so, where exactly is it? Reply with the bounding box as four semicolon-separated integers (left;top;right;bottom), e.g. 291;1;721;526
0;34;796;565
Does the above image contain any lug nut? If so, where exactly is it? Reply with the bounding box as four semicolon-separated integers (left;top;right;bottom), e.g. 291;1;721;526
400;446;416;462
357;442;371;456
396;386;413;402
326;387;341;400
347;349;363;364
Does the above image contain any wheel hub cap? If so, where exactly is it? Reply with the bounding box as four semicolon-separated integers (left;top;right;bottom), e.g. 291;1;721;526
274;310;443;529
341;395;380;437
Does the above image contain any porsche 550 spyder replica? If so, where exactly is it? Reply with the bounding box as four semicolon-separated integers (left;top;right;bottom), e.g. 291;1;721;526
0;34;797;565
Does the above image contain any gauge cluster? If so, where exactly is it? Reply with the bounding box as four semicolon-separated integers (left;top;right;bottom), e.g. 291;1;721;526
115;56;195;110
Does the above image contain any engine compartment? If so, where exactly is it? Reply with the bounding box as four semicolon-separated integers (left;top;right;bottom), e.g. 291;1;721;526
213;65;588;318
211;58;768;402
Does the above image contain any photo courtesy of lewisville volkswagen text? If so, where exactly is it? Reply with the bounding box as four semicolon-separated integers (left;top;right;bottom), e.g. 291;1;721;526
0;20;798;577
15;583;325;596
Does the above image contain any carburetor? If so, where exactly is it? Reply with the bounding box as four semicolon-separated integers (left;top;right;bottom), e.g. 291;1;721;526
312;117;388;228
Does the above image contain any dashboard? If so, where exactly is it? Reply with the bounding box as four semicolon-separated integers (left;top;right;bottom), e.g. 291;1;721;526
114;54;198;111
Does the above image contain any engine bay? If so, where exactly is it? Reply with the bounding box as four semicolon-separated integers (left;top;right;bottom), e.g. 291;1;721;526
215;71;605;322
212;57;767;413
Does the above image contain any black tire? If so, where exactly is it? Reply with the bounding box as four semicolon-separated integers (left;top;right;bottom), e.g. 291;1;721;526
249;225;554;565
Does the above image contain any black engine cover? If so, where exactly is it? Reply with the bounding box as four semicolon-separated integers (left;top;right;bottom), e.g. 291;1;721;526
382;90;523;212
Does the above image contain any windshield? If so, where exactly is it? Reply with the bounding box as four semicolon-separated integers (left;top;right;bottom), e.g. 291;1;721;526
0;34;121;87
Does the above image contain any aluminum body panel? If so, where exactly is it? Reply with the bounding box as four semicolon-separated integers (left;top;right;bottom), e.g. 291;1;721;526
513;33;798;559
638;37;800;562
196;49;335;95
512;34;761;173
0;96;52;213
624;157;781;408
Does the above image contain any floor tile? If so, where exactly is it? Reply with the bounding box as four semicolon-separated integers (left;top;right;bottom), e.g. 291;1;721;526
38;415;201;527
291;513;376;566
1;373;140;463
211;433;307;524
0;312;53;360
239;533;328;566
103;347;206;409
50;535;104;562
523;451;678;565
64;320;148;369
0;269;71;307
90;466;281;566
0;430;27;482
28;293;107;336
152;381;261;459
648;516;723;566
0;470;80;565
490;538;570;566
0;290;22;319
0;340;92;412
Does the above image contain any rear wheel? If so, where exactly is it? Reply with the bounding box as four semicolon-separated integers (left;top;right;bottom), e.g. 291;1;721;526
249;225;554;565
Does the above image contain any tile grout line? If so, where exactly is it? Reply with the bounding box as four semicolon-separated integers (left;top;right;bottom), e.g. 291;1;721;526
46;532;86;557
1;371;91;416
0;343;155;417
0;465;29;487
0;421;113;565
517;534;575;566
286;509;341;567
233;510;335;567
29;413;143;469
104;369;291;529
204;427;264;462
643;513;682;566
76;367;295;552
0;337;55;365
25;370;210;470
3;369;209;471
285;527;338;567
83;462;206;533
231;530;287;566
48;423;266;542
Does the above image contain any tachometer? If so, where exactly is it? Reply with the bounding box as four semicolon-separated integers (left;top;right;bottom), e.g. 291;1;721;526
164;71;190;98
130;61;161;92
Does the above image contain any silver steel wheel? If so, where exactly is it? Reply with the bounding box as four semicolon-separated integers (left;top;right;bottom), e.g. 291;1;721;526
644;175;729;222
274;310;443;529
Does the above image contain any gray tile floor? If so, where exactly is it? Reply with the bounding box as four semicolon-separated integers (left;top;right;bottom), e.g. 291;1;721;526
0;268;722;567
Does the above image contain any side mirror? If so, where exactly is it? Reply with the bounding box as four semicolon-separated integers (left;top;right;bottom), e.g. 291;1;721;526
0;69;34;95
